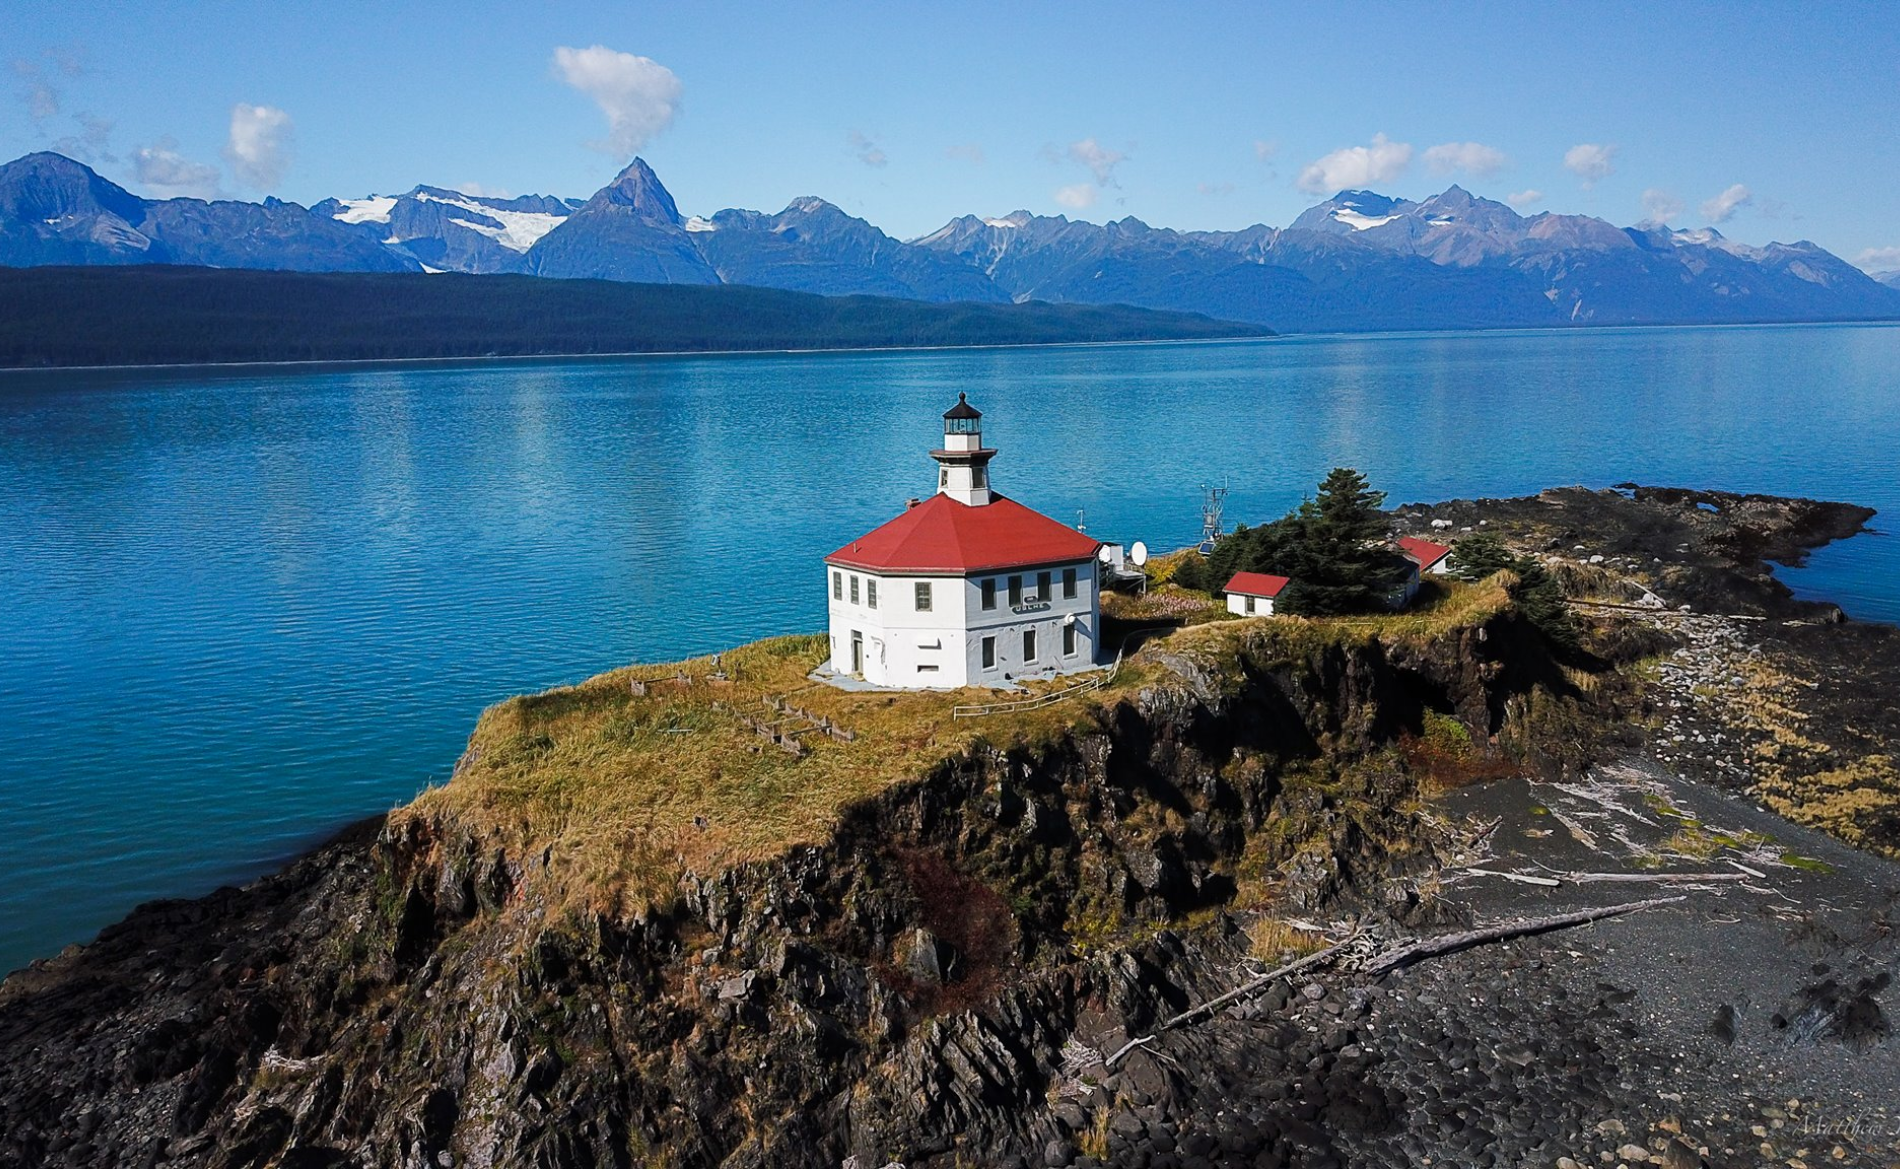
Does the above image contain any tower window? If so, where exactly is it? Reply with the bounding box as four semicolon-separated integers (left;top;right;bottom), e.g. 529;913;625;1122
1022;629;1037;662
981;636;995;668
1063;567;1077;599
915;581;932;611
832;571;842;600
973;466;987;487
940;468;949;488
850;576;860;604
867;579;877;608
981;579;996;610
1008;575;1023;606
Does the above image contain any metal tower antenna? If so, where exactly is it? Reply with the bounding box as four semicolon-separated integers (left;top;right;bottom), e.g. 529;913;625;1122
1197;478;1228;554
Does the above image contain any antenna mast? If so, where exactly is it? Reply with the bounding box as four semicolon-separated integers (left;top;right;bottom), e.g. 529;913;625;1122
1198;479;1228;554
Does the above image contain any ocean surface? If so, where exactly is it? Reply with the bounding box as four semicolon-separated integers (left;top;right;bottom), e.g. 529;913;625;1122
3;323;1898;974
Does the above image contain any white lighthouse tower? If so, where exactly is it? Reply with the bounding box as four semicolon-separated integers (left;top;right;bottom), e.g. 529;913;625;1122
822;395;1104;689
933;392;995;505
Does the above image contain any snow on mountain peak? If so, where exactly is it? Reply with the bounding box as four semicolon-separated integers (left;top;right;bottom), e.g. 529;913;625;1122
335;196;396;225
1333;208;1401;231
413;191;566;252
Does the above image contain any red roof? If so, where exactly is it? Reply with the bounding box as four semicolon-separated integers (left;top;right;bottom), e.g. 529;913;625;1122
826;493;1101;574
1224;571;1290;598
1397;536;1452;570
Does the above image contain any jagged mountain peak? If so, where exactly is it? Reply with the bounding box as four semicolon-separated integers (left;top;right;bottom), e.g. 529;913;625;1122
595;157;682;224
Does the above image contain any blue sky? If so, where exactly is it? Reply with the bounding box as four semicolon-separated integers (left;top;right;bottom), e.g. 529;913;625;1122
8;1;1900;270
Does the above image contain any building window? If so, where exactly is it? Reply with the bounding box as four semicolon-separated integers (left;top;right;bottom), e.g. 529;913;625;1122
1022;629;1037;662
981;579;996;610
981;636;995;668
1063;567;1077;599
917;663;939;673
832;571;842;600
867;579;877;608
915;581;932;611
973;466;987;486
1037;571;1052;602
1063;623;1077;656
1245;595;1256;615
849;576;860;604
1008;575;1023;606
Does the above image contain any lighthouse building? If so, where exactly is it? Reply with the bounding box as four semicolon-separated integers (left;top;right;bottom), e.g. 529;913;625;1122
824;395;1103;689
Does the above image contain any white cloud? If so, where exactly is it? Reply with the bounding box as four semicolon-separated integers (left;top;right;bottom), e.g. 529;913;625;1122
848;129;887;168
1564;143;1616;186
223;104;293;191
945;142;985;165
1297;133;1412;195
133;137;222;200
454;181;513;199
552;44;682;158
51;111;115;165
13;60;58;121
1197;181;1235;197
1054;183;1098;209
1422;141;1507;178
1252;139;1279;163
1699;183;1752;224
1066;137;1126;186
1640;188;1683;225
1506;189;1543;210
1853;246;1900;273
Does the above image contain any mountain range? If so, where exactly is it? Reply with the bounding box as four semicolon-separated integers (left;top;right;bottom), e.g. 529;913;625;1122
5;150;1898;333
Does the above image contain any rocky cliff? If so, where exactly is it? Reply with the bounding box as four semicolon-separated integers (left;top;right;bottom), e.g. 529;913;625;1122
0;584;1608;1168
6;488;1897;1169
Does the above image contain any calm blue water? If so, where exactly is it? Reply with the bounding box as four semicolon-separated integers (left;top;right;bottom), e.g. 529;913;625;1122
3;324;1898;974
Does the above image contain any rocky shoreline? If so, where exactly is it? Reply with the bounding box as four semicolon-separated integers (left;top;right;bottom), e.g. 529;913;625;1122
3;486;1896;1169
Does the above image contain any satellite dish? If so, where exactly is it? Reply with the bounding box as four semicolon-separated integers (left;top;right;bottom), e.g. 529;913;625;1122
1130;541;1149;567
1098;545;1114;564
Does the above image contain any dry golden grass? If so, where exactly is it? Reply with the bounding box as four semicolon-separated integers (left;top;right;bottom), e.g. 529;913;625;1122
1245;916;1329;964
397;578;1519;921
401;634;1168;917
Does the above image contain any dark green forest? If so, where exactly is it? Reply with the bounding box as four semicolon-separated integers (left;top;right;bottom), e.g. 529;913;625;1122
0;266;1270;368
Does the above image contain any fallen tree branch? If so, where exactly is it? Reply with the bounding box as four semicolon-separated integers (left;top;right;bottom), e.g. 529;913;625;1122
1103;938;1351;1068
1561;871;1749;885
1463;867;1562;887
1468;867;1754;887
1362;896;1684;976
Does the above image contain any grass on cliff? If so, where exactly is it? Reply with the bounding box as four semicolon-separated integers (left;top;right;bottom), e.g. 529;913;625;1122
399;577;1516;919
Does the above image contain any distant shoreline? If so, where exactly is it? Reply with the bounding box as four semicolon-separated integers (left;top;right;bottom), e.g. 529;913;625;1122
0;266;1271;372
0;332;1278;377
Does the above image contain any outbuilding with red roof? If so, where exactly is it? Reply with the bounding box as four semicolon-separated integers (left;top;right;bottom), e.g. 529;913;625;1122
1222;571;1291;617
823;395;1103;689
1397;536;1453;576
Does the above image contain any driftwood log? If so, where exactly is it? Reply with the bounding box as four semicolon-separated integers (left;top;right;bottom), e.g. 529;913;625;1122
1103;896;1685;1068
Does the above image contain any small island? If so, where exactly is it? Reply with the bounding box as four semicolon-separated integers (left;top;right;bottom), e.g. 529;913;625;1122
3;469;1896;1169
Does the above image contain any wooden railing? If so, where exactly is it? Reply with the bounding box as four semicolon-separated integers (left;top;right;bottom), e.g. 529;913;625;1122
952;641;1131;719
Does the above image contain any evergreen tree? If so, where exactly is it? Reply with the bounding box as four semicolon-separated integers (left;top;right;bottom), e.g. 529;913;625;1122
1449;533;1516;581
1280;468;1409;615
1450;535;1580;652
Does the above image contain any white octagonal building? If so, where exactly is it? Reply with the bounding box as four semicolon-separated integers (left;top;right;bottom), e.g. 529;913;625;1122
823;394;1103;689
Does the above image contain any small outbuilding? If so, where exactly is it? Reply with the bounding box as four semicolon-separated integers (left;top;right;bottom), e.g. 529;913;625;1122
1397;536;1453;576
1391;537;1453;607
1223;571;1290;617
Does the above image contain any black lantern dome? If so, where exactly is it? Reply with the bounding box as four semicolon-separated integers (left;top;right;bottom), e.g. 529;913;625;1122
943;392;982;435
